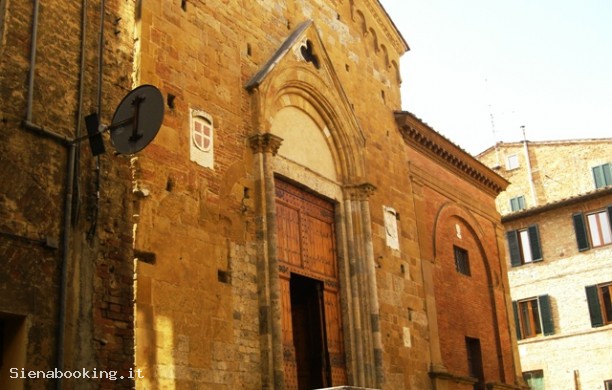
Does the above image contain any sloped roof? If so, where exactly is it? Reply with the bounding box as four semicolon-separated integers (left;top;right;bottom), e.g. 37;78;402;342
502;185;612;222
477;137;612;158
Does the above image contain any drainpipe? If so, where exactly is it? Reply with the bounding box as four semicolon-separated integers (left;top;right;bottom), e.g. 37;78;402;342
522;126;537;207
23;2;74;389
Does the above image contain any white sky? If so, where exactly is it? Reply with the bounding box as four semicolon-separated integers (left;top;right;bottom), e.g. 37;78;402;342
379;1;612;154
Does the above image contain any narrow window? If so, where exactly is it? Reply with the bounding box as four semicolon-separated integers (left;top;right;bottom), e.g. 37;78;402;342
506;154;519;170
586;282;612;327
453;246;470;276
587;210;612;247
512;295;554;339
507;225;542;267
605;379;612;390
509;195;526;212
523;370;545;390
518;299;541;337
592;163;612;189
574;207;612;250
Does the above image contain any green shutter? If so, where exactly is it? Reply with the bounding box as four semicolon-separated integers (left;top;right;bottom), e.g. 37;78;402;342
593;165;604;188
604;163;612;186
585;285;604;327
510;198;518;211
518;196;526;210
507;230;521;267
512;301;522;340
572;213;590;251
593;164;612;188
528;225;543;262
538;295;554;336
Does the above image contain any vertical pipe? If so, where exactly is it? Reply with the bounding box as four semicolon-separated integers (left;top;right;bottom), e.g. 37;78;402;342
56;144;76;390
26;0;40;122
97;0;105;113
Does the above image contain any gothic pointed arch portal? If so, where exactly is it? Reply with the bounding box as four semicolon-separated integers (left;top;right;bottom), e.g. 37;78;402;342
247;21;383;390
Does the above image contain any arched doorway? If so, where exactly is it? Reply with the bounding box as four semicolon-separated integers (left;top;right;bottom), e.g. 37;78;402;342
275;178;346;389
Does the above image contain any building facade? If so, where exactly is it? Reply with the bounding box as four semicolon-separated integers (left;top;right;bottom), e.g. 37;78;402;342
478;140;612;390
2;1;526;389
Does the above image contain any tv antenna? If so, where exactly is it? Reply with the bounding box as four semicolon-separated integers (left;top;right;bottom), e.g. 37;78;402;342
81;84;164;156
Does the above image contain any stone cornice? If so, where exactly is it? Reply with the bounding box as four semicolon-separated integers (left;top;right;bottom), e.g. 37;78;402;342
395;111;509;196
248;133;283;155
364;0;409;54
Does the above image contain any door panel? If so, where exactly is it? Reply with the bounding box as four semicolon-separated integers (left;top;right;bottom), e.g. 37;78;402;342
275;178;346;389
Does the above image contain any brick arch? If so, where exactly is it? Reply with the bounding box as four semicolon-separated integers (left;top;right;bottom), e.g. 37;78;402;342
432;201;491;279
260;65;366;183
431;201;507;381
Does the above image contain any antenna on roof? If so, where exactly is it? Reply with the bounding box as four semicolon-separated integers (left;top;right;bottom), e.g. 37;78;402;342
485;77;500;167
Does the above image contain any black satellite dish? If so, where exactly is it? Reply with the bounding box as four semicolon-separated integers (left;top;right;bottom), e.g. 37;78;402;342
110;84;164;154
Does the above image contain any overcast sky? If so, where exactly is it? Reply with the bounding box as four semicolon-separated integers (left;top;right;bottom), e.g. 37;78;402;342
379;1;612;154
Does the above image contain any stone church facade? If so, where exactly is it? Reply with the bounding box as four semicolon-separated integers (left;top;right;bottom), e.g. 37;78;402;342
1;1;526;389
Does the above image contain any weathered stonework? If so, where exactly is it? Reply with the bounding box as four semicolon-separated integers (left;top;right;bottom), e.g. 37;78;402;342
2;1;526;389
1;0;136;389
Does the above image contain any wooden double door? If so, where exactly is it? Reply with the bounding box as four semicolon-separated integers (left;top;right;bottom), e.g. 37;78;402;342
275;179;347;390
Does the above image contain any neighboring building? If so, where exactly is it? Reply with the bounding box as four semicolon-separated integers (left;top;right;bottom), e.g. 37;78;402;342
1;1;526;389
478;139;612;390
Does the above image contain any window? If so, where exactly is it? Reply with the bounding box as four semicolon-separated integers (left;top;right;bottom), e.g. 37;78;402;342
509;195;526;212
523;370;544;390
585;282;612;327
453;246;470;276
507;225;542;267
465;337;484;390
512;295;554;340
573;206;612;251
506;154;519;170
592;163;612;189
605;379;612;390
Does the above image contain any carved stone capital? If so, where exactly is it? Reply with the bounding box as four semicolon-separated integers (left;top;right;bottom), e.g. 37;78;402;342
346;182;377;200
249;133;283;156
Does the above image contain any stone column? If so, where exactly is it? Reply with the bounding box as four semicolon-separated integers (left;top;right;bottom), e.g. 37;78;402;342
357;183;385;388
249;133;284;389
344;182;380;388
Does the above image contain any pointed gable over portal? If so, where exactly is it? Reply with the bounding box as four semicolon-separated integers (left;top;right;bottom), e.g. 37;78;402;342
246;20;366;186
245;20;385;390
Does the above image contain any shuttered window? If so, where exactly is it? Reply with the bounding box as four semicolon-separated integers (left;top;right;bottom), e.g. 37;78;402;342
523;370;545;390
507;225;542;267
586;282;612;327
512;295;554;340
592;163;612;189
510;195;526;212
573;206;612;251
